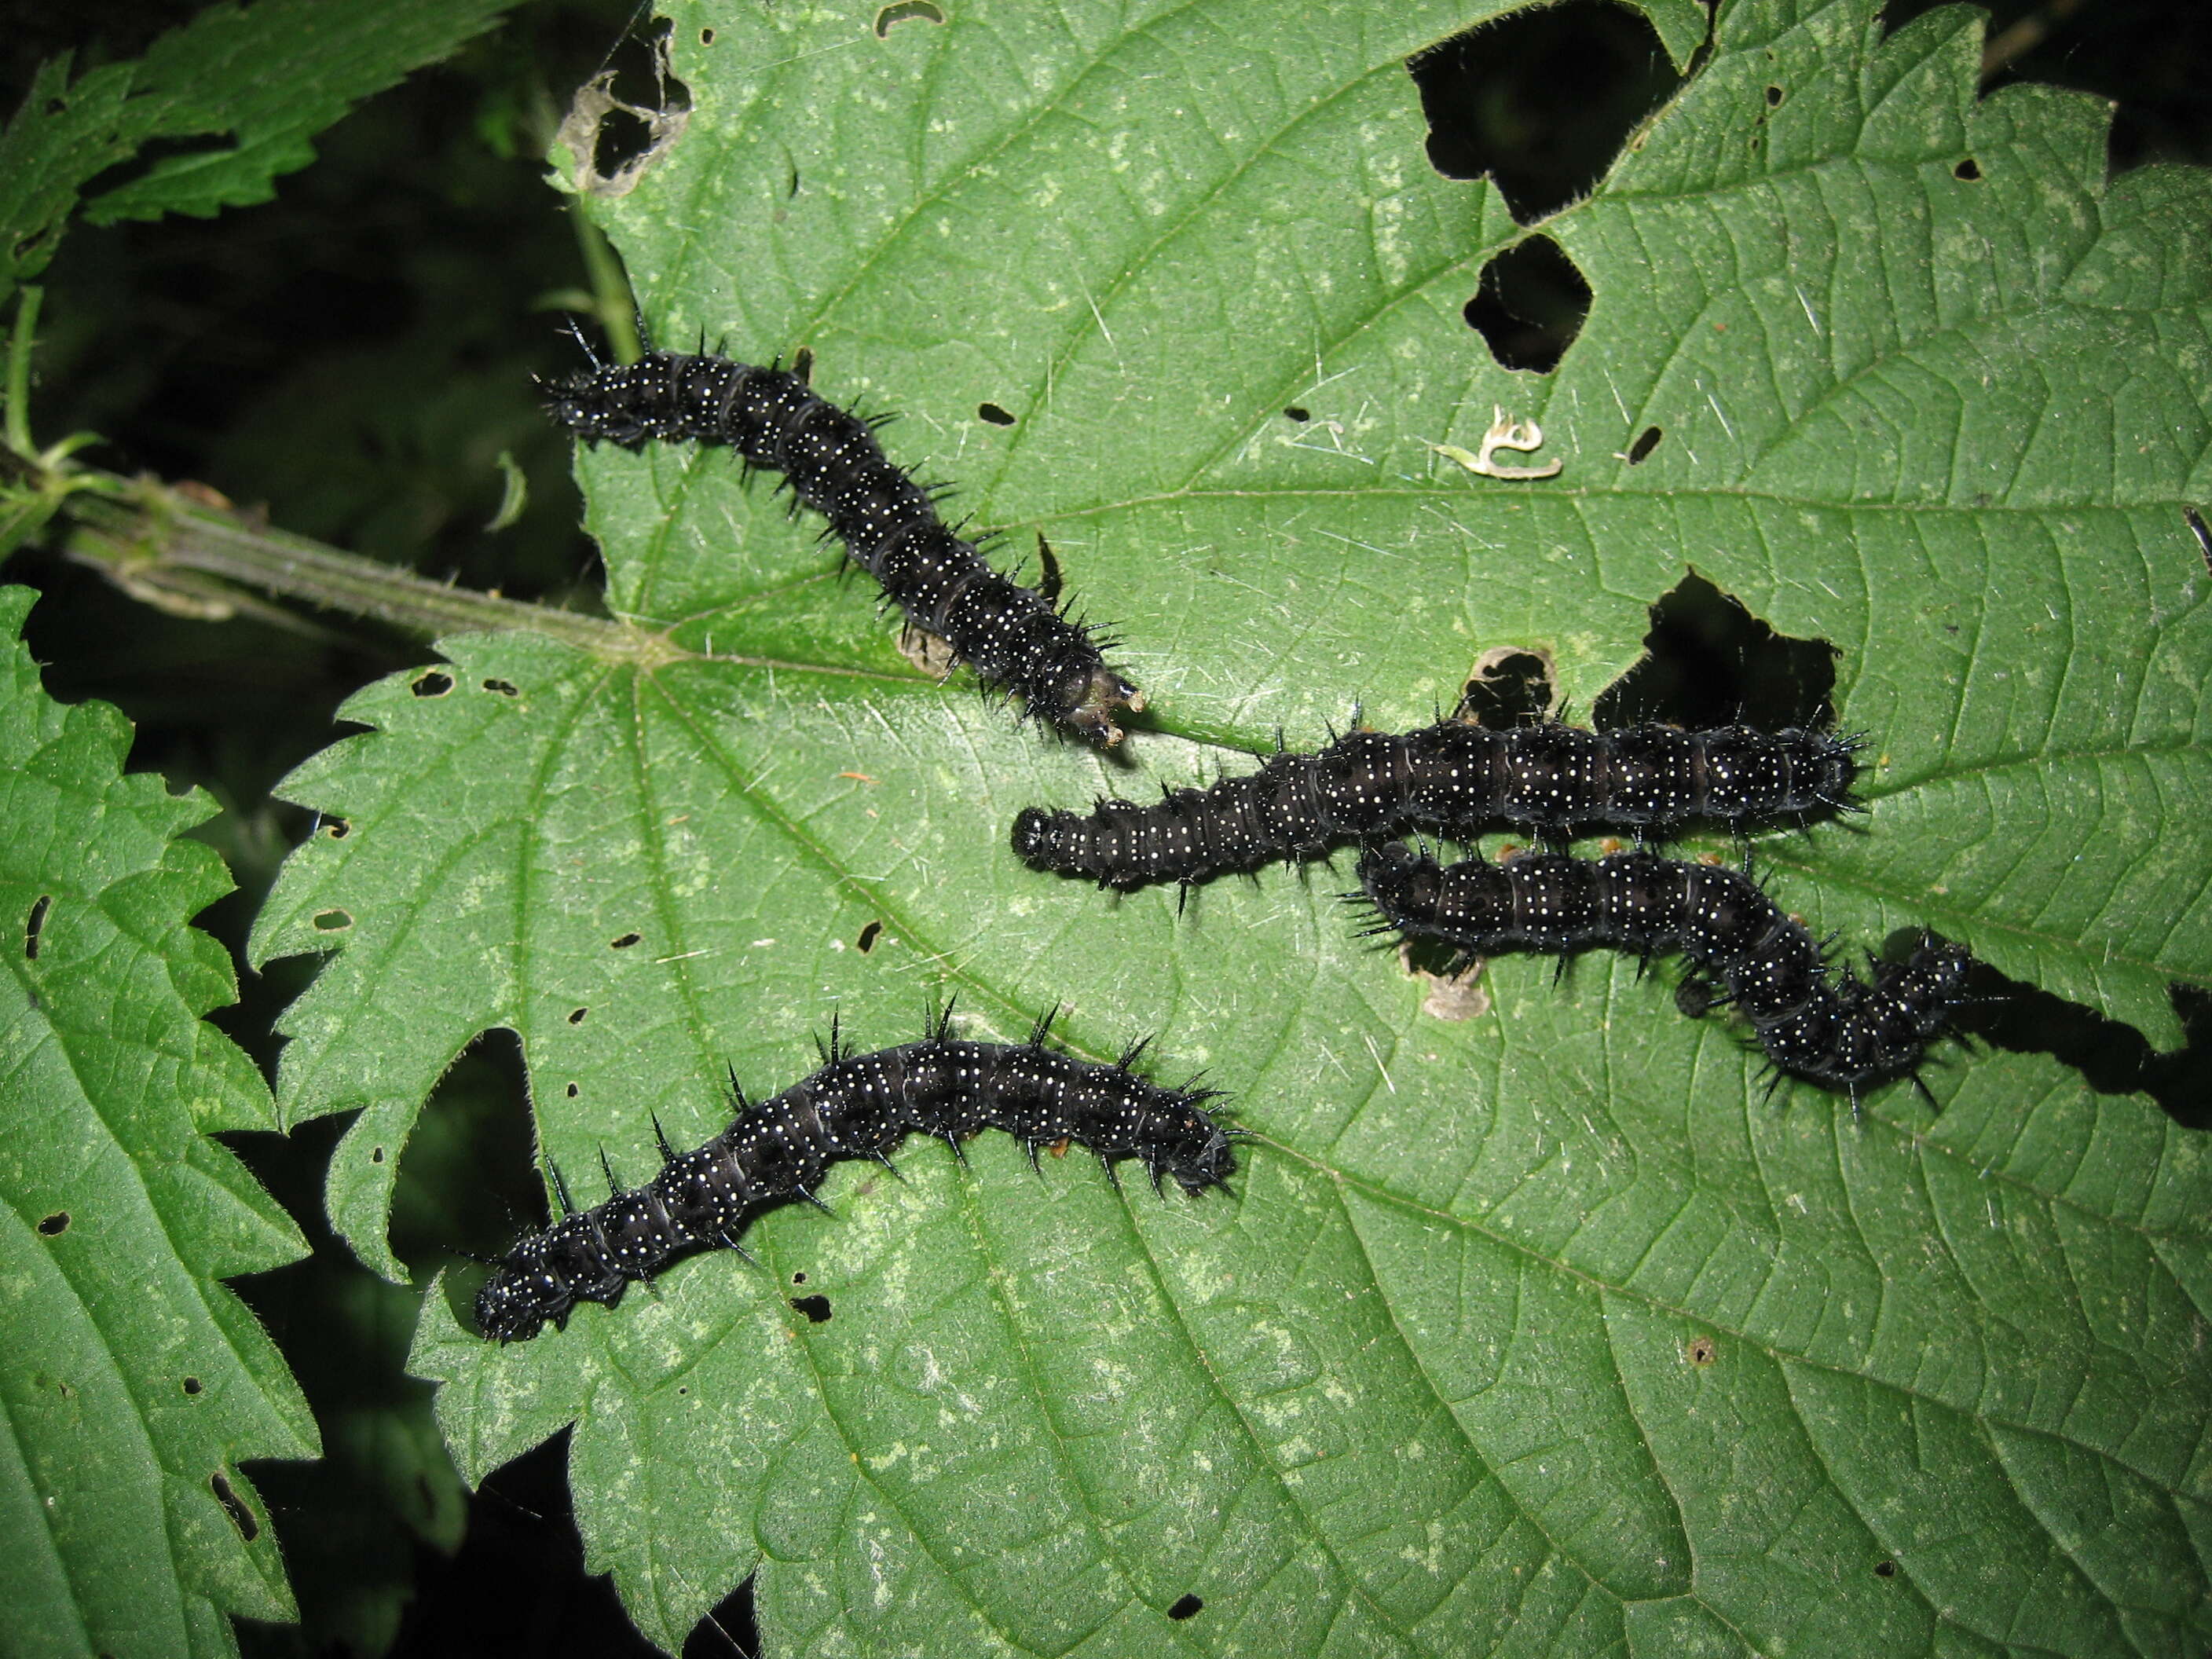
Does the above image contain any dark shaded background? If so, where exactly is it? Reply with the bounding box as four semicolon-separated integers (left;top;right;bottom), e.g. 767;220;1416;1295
2;2;2207;1654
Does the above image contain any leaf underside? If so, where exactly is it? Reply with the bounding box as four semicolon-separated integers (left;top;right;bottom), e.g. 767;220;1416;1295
253;0;2212;1653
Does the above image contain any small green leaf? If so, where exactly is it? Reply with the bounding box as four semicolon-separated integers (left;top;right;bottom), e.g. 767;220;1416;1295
258;0;2212;1651
0;0;520;302
0;585;315;1658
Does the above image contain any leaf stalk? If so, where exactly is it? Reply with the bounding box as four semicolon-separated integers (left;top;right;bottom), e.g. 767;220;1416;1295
50;470;683;666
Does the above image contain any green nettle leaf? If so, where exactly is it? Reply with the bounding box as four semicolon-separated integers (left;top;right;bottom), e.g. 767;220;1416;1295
253;0;2211;1651
0;0;519;302
0;585;315;1658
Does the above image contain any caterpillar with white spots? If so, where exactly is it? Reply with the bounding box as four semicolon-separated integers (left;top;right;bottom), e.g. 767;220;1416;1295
1014;720;1861;890
1354;842;1971;1101
475;1010;1234;1342
544;348;1141;745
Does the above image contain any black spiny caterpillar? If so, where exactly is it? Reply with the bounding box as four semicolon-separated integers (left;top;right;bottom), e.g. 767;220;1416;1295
544;349;1142;745
1013;720;1862;890
476;1010;1235;1342
1354;843;1971;1101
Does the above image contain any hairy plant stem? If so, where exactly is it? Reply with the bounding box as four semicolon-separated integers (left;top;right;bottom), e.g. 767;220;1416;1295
56;471;684;667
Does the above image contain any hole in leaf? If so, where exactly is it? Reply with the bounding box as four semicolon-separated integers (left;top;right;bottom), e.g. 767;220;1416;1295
1283;405;1311;422
1167;1594;1203;1621
1401;940;1490;1021
699;26;714;44
482;678;519;697
1764;83;1785;106
1409;1;1683;222
1874;1560;1898;1579
567;1007;588;1024
792;1270;808;1284
1593;571;1840;733
211;1473;258;1540
37;1211;68;1236
24;894;49;960
566;1082;580;1097
791;346;814;384
875;0;946;34
371;1146;385;1163
856;921;882;954
1624;425;1663;464
182;1377;202;1395
324;818;351;840
591;104;654;179
411;670;454;698
1885;0;2208;174
789;1294;833;1323
1395;926;1474;987
311;909;351;932
1685;1335;1717;1366
554;20;690;199
1950;958;2212;1130
976;401;1016;426
1464;236;1590;372
388;1030;540;1269
1033;533;1064;606
1953;156;1982;181
1458;649;1556;726
610;932;642;949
